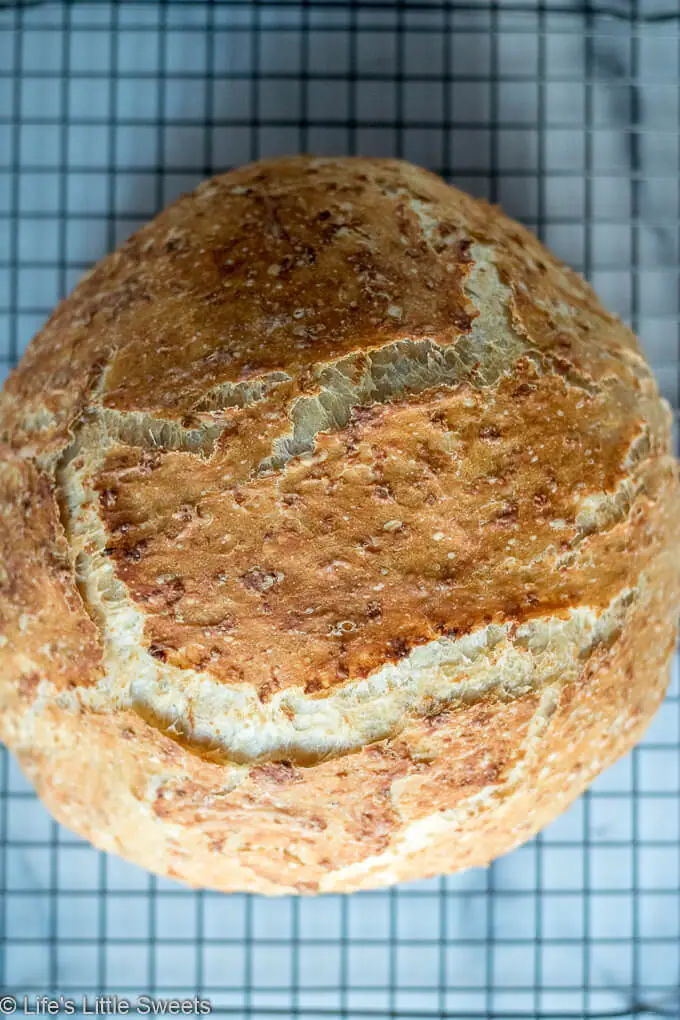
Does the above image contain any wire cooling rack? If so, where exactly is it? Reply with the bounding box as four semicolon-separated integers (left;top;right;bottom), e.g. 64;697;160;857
1;1;680;1018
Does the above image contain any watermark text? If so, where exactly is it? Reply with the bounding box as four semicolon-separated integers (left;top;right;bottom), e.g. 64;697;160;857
0;998;211;1016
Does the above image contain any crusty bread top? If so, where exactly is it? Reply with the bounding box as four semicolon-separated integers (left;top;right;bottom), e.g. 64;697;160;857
0;156;652;444
0;156;676;771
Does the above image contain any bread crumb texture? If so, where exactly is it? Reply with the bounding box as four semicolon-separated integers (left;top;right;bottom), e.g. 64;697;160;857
1;156;679;893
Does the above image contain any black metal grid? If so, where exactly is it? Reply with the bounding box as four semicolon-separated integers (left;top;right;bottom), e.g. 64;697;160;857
1;2;680;1018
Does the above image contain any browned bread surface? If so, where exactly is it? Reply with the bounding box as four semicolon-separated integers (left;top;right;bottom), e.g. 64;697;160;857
1;156;678;893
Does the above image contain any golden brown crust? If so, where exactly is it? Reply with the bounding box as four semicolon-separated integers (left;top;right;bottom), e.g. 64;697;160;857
6;518;678;895
96;364;666;693
0;156;678;894
0;157;648;450
0;451;101;698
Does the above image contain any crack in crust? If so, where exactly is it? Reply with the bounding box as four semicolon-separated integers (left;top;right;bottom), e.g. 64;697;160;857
53;247;605;476
54;430;645;765
75;372;292;459
49;237;662;766
52;406;640;772
54;448;644;761
53;246;523;675
260;246;528;472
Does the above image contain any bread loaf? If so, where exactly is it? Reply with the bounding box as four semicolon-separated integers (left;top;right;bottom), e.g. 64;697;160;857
1;156;678;893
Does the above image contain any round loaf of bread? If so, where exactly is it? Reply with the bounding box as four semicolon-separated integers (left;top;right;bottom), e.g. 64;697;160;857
1;156;678;893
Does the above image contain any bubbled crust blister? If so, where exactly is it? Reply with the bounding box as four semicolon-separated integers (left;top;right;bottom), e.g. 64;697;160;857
0;156;679;894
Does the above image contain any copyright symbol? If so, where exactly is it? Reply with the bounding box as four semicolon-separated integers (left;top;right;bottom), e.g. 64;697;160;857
0;998;16;1014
